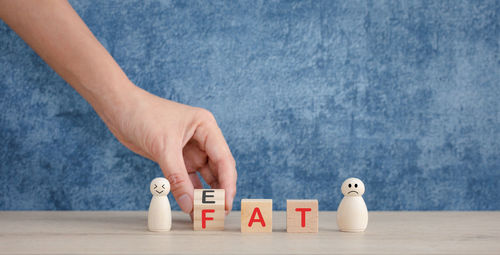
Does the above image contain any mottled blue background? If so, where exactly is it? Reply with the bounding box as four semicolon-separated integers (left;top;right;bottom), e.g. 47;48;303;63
1;0;499;211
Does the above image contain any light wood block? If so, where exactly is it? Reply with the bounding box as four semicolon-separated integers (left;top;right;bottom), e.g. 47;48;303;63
241;199;272;232
286;199;318;233
193;189;224;230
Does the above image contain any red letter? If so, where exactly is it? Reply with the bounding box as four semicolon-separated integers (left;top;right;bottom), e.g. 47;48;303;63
202;209;215;229
248;207;266;227
295;208;312;227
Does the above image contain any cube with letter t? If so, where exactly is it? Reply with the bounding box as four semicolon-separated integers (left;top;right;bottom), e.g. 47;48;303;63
241;199;273;232
286;199;318;233
193;189;225;230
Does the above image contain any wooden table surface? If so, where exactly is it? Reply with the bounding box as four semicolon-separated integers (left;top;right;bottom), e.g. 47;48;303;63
1;211;499;254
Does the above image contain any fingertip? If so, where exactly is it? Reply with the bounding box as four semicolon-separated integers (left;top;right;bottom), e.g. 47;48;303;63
224;186;236;212
177;193;193;214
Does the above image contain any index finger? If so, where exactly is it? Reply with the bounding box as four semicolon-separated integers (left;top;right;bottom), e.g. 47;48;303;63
192;119;237;213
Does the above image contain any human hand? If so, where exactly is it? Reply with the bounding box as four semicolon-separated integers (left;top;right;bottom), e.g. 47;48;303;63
0;0;237;214
99;84;237;214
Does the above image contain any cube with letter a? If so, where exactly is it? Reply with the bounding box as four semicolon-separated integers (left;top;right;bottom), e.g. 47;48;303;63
241;199;273;232
193;189;225;230
286;199;318;233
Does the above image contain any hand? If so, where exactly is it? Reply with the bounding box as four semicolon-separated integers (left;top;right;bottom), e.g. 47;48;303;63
0;0;238;214
100;84;237;214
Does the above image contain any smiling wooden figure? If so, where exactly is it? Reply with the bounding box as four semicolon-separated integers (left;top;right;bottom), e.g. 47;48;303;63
336;177;368;232
148;177;172;231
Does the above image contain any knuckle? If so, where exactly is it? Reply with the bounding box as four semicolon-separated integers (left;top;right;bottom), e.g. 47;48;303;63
147;134;168;160
219;156;236;171
208;181;219;189
196;108;216;123
166;172;188;190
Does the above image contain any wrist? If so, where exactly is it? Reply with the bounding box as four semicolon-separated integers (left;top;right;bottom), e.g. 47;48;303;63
87;79;143;127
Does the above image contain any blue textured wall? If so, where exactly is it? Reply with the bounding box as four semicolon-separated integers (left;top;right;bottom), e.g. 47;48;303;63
1;0;499;211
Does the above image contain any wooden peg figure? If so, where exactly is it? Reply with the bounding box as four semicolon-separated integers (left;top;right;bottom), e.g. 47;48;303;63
336;177;368;232
148;177;172;231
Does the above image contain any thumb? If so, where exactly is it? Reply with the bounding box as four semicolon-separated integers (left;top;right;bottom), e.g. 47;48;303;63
158;146;194;214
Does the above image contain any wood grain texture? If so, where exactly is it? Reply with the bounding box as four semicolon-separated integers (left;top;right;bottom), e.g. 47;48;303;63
193;189;225;231
0;211;499;254
241;199;273;233
287;200;318;233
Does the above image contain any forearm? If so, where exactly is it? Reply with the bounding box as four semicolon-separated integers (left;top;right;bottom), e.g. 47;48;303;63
0;1;238;213
0;0;137;123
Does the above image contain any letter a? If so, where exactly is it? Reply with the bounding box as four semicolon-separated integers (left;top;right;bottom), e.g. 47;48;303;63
248;207;266;227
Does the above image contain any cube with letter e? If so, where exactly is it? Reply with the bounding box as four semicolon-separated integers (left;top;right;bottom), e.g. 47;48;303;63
193;189;225;230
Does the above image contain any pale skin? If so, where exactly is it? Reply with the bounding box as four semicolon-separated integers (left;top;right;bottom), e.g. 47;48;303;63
0;0;237;215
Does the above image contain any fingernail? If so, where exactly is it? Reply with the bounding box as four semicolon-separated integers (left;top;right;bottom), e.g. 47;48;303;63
225;197;234;216
178;194;193;213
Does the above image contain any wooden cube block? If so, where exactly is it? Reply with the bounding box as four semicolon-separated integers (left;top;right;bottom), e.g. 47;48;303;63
193;189;225;230
241;199;272;232
286;200;318;233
